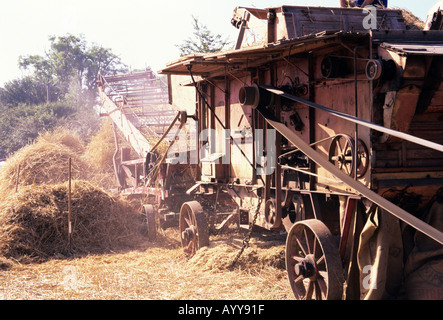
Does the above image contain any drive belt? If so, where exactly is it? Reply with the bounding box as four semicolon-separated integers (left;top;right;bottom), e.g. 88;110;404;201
255;107;443;246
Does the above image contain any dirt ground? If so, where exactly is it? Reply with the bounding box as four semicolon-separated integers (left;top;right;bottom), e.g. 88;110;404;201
0;227;295;300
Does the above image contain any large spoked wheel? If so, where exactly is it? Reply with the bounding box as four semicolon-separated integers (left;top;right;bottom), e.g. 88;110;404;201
142;204;157;241
286;219;344;300
179;201;209;256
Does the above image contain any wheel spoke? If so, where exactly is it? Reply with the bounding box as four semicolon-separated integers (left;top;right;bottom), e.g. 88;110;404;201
344;162;350;174
304;229;311;254
293;274;304;285
305;281;314;300
314;281;323;300
316;254;325;266
295;236;308;257
343;140;349;153
185;239;194;253
292;255;305;263
184;216;192;228
336;139;343;155
317;277;328;297
312;237;317;257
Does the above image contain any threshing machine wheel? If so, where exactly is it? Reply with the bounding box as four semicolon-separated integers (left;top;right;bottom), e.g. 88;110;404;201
179;201;209;256
142;204;157;241
286;219;344;300
328;134;369;178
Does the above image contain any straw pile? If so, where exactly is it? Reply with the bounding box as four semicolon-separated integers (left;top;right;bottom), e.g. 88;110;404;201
82;119;120;189
0;124;147;263
0;131;91;194
0;180;143;262
397;8;425;30
187;236;286;272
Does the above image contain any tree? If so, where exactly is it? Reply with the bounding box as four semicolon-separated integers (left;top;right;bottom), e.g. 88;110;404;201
0;102;74;158
18;34;127;102
0;34;128;157
0;77;49;107
176;16;231;56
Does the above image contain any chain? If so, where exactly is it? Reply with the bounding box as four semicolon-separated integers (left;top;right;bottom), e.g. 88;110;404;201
230;196;263;269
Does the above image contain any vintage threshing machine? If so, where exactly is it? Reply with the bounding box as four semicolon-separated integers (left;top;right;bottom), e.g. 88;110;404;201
159;5;443;300
99;5;443;299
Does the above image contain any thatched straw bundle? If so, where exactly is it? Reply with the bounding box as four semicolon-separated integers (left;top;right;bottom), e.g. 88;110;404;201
0;180;143;262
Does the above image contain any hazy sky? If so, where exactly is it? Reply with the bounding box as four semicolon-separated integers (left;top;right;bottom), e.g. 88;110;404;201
0;0;436;86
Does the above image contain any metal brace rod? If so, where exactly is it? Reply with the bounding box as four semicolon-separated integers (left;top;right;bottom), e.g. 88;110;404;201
257;112;443;245
260;85;443;153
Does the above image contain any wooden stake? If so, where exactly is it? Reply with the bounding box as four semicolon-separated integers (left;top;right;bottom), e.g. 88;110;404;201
68;157;72;251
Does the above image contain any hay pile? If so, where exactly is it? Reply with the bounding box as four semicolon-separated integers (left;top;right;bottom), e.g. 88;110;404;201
397;8;425;30
187;240;286;272
0;124;147;263
0;133;91;194
0;180;143;262
82;119;121;189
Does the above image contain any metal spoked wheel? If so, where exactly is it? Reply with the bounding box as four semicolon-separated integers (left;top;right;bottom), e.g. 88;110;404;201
142;204;157;241
286;219;344;300
179;201;209;256
328;134;355;177
328;134;369;178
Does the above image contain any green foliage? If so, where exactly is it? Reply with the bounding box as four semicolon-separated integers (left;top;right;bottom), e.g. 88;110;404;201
0;102;74;158
18;34;127;102
176;16;231;56
0;34;127;158
0;76;49;107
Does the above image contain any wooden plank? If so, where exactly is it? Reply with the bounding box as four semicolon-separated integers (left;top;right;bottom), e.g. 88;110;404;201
279;6;405;38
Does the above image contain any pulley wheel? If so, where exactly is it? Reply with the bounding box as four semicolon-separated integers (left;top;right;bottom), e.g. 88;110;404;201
179;201;209;256
264;198;282;229
282;194;306;233
142;204;157;241
328;134;355;177
365;59;383;80
286;219;344;300
356;138;369;178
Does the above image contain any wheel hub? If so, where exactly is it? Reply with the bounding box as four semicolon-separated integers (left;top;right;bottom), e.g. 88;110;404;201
182;225;196;242
294;255;317;279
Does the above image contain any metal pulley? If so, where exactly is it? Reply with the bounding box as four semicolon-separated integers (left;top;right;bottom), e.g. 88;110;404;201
328;134;369;178
365;59;396;81
238;83;274;109
320;55;347;79
264;198;282;229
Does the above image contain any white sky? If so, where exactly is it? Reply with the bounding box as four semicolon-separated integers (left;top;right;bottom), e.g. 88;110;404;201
0;0;437;86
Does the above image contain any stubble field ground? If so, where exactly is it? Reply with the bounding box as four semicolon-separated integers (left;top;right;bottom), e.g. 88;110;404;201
0;227;294;300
